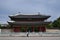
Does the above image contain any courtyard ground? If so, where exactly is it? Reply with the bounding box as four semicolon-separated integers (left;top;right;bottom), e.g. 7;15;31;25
0;29;60;40
0;37;60;40
0;29;60;37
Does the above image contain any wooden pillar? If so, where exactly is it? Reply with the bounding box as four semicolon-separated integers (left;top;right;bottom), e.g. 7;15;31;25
38;26;42;32
32;25;34;32
25;27;27;32
19;27;21;32
38;26;40;32
13;26;20;32
43;26;46;32
41;25;46;32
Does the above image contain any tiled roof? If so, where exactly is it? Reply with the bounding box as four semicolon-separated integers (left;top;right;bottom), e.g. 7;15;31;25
8;21;51;25
9;14;50;18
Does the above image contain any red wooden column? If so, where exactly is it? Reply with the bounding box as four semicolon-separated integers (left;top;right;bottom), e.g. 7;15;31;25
19;27;21;32
25;27;27;32
13;27;20;32
19;26;21;32
41;25;46;32
38;26;39;32
32;25;34;32
38;26;41;32
44;27;46;32
13;26;20;32
43;26;46;32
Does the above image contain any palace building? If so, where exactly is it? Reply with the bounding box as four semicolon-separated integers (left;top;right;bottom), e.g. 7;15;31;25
7;13;51;32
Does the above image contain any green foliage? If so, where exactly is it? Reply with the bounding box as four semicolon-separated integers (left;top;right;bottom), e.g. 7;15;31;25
27;27;32;32
46;17;60;29
52;17;60;29
46;23;53;29
0;24;1;29
20;27;25;32
0;24;10;29
34;27;39;32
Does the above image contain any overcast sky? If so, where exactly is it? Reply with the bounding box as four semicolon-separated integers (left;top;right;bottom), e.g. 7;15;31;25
0;0;60;24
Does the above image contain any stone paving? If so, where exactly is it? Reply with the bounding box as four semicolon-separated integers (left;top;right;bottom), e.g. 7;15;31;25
0;29;60;37
0;37;60;40
0;30;60;40
0;32;60;37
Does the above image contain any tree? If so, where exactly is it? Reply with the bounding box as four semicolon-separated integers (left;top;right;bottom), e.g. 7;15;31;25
0;24;1;29
52;17;60;29
46;23;53;29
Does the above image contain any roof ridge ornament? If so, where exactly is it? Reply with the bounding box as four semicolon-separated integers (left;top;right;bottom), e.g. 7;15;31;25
18;12;22;15
9;12;21;16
